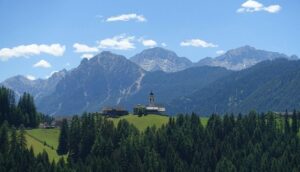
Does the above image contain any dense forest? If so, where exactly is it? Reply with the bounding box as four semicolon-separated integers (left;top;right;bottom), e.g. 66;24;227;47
0;86;40;128
1;85;300;171
55;111;300;172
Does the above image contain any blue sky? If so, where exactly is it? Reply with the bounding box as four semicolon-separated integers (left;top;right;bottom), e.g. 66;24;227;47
0;0;299;81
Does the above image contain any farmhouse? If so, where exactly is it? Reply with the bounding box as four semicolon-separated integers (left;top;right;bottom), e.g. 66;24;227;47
133;91;166;115
101;107;129;117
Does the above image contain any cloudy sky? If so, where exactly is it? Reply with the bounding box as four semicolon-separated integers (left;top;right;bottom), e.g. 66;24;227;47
0;0;299;81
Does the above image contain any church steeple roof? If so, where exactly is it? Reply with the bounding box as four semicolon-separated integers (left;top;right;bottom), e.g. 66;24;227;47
150;91;154;96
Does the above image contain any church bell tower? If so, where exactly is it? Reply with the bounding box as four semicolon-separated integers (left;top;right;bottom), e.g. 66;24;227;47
149;91;155;106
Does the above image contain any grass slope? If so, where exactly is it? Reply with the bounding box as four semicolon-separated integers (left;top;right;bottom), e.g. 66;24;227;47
110;114;209;131
25;128;65;162
26;128;60;148
110;114;169;131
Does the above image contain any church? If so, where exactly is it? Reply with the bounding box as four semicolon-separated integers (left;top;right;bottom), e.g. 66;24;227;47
133;91;166;115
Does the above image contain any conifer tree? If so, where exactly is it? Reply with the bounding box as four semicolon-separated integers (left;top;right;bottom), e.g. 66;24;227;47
18;124;27;150
215;157;237;172
57;119;69;155
284;110;290;134
291;109;298;134
0;121;9;154
10;126;18;154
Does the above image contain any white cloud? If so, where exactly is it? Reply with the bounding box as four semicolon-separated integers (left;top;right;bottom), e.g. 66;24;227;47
73;43;98;53
0;44;65;61
180;39;218;48
141;39;157;47
237;0;281;13
81;54;94;60
216;50;225;55
106;13;146;22
26;75;36;80
264;5;281;13
242;0;263;10
33;59;52;68
98;35;135;50
161;43;167;47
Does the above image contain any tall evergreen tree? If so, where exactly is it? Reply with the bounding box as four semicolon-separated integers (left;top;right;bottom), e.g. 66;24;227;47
284;110;291;134
68;116;81;161
10;126;18;154
0;121;9;154
57;119;69;155
18;124;27;150
79;113;95;159
291;109;298;134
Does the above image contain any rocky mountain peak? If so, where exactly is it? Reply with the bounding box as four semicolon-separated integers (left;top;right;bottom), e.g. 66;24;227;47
130;47;192;72
224;45;256;56
135;47;178;60
196;45;292;70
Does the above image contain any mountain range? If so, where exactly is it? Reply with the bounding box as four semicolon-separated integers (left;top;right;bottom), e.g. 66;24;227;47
1;45;299;115
131;45;297;72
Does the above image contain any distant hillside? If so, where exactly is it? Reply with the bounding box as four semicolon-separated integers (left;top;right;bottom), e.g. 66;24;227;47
171;58;300;115
122;66;232;109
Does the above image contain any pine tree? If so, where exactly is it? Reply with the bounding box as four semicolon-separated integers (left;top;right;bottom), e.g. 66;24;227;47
284;110;290;134
10;126;18;154
18;124;27;150
291;109;298;134
0;121;9;154
79;113;95;160
68;115;81;162
57;119;69;155
215;157;237;172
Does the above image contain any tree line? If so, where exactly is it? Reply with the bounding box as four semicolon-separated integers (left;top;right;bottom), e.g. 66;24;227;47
0;86;40;128
55;111;300;172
